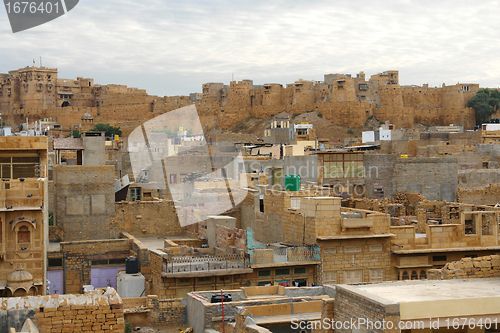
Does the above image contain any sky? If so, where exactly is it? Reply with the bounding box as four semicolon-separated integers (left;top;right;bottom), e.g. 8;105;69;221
1;0;500;97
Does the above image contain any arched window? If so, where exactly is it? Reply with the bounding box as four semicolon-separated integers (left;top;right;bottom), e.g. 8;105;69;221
411;270;418;280
402;271;409;280
18;226;30;243
420;270;427;279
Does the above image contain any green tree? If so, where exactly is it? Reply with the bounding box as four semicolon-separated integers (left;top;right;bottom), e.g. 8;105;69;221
467;88;500;125
67;129;81;138
90;123;122;137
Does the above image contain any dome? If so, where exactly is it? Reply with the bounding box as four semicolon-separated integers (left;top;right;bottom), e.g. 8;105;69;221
7;268;33;283
81;112;93;120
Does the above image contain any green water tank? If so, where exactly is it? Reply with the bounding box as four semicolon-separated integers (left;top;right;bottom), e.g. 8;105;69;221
284;174;301;191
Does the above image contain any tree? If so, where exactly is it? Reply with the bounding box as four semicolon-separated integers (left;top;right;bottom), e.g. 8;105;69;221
467;88;500;125
90;123;122;137
67;129;81;138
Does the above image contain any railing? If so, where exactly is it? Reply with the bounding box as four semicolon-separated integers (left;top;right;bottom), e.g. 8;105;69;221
163;254;250;274
0;179;44;209
122;297;148;308
250;246;320;265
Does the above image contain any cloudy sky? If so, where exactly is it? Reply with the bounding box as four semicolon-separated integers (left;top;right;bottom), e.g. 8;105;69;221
1;0;499;96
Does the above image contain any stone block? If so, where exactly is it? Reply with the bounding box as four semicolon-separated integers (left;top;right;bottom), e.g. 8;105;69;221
91;194;106;215
66;195;84;215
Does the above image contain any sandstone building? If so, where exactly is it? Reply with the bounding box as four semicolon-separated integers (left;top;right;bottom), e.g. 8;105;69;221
0;136;48;297
0;67;482;137
197;70;480;131
0;66;192;136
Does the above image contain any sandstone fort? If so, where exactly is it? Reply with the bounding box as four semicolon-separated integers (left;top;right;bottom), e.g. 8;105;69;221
0;67;482;134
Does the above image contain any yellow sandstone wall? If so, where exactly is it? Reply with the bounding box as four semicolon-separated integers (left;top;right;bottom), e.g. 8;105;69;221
0;68;483;135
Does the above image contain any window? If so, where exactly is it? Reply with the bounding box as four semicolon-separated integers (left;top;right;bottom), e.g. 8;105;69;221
91;259;125;266
197;277;212;284
420;270;427;279
464;214;475;234
290;197;301;209
370;269;383;283
411;271;418;280
275;268;290;276
0;155;40;179
401;271;409;280
345;245;362;253
373;184;384;199
369;244;382;252
109;259;125;265
344;270;363;284
130;187;141;202
294;267;307;274
258;281;271;286
18;226;30;243
359;84;368;91
48;258;63;267
432;255;447;262
323;247;337;254
219;276;231;283
323;153;364;179
258;269;271;277
178;278;192;285
292;278;307;287
323;271;337;284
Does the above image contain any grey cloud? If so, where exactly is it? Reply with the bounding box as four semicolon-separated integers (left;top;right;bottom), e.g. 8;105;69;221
1;0;500;95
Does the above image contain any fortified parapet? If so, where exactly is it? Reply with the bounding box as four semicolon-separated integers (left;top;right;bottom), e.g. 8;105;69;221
259;83;285;107
378;83;404;109
2;67;59;110
441;84;466;109
329;77;358;102
202;82;225;104
224;80;253;108
286;79;315;105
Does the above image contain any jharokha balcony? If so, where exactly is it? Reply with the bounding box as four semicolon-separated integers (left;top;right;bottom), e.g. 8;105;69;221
162;254;252;277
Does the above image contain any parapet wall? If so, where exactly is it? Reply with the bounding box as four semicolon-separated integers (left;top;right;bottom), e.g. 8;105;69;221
0;288;124;333
112;200;185;237
428;255;500;280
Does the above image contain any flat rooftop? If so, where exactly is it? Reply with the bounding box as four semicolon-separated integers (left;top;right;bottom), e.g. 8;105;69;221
48;235;190;253
354;278;500;303
135;236;190;250
342;278;500;322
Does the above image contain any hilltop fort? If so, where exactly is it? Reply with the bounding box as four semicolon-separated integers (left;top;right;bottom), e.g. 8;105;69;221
0;67;481;134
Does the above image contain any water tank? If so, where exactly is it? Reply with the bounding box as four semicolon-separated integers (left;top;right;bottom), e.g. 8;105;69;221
210;293;232;303
117;271;145;298
125;257;139;274
341;212;363;219
284;174;301;191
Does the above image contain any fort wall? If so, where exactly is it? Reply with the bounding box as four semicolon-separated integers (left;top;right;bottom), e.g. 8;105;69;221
0;68;483;134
